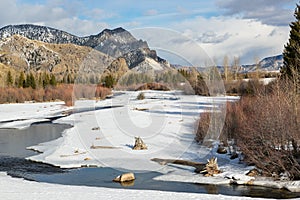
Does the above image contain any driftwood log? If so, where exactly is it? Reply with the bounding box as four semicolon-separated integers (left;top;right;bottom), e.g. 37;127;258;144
151;158;206;173
133;137;147;150
200;157;221;176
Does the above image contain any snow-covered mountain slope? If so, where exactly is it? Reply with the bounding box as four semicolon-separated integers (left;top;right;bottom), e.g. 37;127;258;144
240;55;283;73
258;54;283;71
132;57;170;72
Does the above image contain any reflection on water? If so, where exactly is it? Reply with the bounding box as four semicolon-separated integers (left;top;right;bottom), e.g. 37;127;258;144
0;123;72;157
0;123;299;199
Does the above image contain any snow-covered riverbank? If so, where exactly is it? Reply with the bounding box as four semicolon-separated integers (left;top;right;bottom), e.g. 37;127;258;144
0;101;70;129
26;90;237;170
1;90;300;196
0;172;273;200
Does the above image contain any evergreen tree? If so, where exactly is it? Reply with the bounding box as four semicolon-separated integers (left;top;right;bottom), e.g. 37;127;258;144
103;74;115;88
50;74;57;86
42;72;50;88
6;70;13;86
25;73;31;88
29;73;36;89
18;71;26;88
283;4;300;78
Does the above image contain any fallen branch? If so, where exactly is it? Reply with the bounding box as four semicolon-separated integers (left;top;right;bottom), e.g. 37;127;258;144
60;151;87;157
90;145;122;149
151;158;205;172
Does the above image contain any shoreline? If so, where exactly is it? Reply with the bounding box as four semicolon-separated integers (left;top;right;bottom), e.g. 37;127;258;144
1;90;300;195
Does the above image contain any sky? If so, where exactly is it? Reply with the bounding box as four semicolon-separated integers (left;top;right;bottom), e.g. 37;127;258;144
0;0;298;65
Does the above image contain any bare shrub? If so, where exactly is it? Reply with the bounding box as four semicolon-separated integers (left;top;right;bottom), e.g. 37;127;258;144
196;78;300;179
0;84;111;106
135;82;170;91
195;112;210;143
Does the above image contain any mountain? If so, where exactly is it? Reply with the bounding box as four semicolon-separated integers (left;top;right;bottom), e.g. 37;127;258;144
0;24;169;70
0;34;114;79
238;55;283;73
257;54;283;72
190;55;283;74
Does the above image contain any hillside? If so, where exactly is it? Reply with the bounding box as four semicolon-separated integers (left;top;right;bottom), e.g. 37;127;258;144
0;35;114;81
0;24;169;70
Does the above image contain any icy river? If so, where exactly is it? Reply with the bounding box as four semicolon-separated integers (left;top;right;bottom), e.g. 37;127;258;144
0;122;299;199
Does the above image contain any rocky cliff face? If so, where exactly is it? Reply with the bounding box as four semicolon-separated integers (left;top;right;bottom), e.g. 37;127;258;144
0;35;114;77
0;24;168;71
0;24;84;45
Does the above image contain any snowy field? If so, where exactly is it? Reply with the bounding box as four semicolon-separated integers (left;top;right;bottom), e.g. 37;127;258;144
1;90;300;198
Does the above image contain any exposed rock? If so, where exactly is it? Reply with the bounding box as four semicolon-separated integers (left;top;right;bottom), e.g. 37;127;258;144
102;57;129;81
230;152;239;160
246;168;261;177
132;136;147;150
217;146;227;154
113;172;135;182
0;35;113;79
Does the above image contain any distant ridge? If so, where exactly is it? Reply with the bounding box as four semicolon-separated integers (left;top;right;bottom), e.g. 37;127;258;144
0;24;147;58
0;24;170;69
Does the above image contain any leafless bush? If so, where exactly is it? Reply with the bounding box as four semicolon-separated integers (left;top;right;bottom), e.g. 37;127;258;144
0;84;111;106
196;78;300;179
195;112;210;143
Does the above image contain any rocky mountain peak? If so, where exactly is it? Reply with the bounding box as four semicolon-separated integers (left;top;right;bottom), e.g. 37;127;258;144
0;24;171;73
102;27;126;35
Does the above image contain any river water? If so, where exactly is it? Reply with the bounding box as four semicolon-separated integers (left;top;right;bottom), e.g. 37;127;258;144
0;123;299;199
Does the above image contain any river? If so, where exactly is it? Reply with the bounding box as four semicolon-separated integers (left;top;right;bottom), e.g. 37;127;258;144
0;123;299;199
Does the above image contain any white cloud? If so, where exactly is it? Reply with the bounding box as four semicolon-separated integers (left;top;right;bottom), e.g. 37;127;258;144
132;16;290;65
216;0;297;26
0;0;109;36
0;0;294;65
196;31;231;43
178;16;290;64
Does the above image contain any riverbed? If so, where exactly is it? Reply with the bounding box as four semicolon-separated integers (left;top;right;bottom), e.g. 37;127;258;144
0;122;299;199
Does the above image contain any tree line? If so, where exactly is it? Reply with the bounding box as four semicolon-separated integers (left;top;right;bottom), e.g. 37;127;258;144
6;71;57;89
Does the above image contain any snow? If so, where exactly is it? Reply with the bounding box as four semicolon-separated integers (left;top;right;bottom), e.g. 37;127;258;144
0;101;71;129
238;78;276;85
1;90;300;196
133;57;167;72
0;172;272;200
27;90;238;170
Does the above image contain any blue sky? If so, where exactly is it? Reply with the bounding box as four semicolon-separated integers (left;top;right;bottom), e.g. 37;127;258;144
0;0;299;65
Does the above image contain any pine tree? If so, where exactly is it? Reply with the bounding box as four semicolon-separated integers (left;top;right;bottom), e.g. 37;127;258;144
18;71;26;88
103;74;115;88
283;4;300;78
29;73;36;89
42;72;50;88
6;71;13;86
50;74;57;86
25;73;31;88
